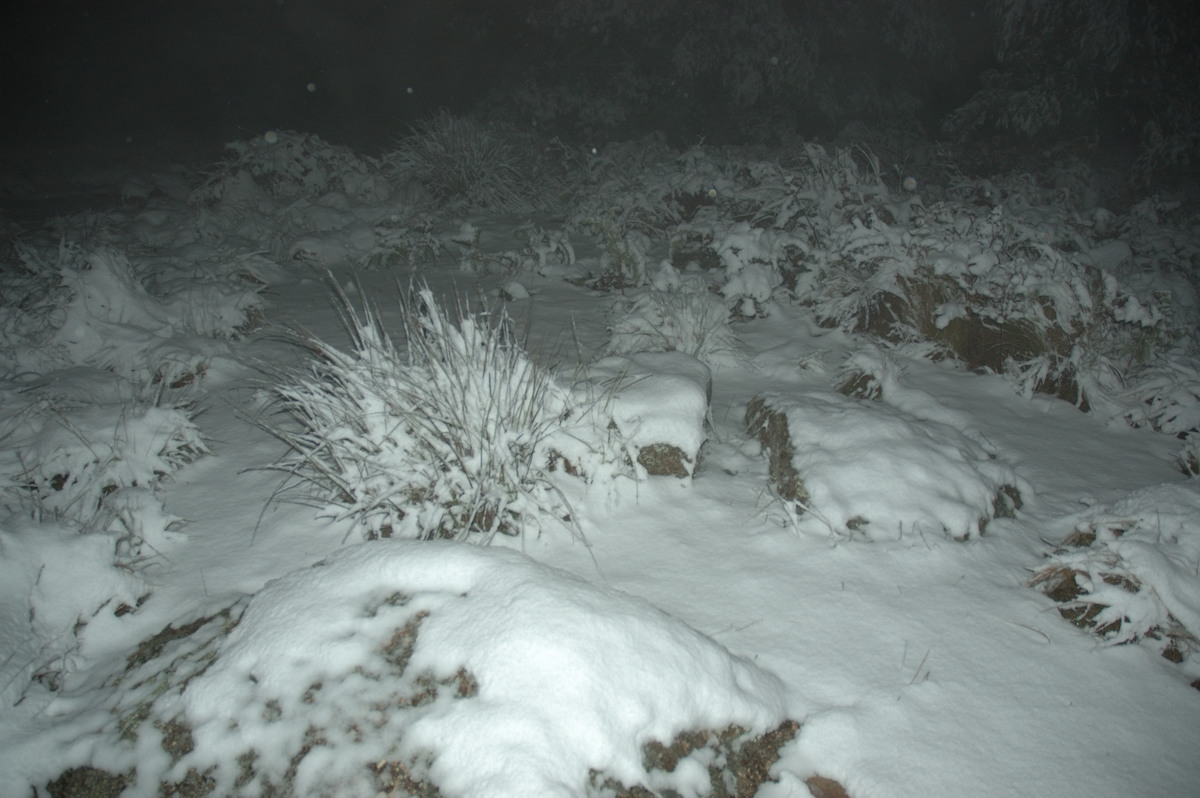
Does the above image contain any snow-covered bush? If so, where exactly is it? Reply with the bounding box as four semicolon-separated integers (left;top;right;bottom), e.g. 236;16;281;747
386;111;546;212
513;221;575;273
0;393;205;560
558;135;1200;434
1;241;263;386
267;283;590;542
576;212;651;289
606;284;739;369
194;130;388;204
0;515;148;702
0;399;204;516
568;144;713;243
714;222;807;318
361;214;442;270
1032;483;1200;677
784;164;1199;416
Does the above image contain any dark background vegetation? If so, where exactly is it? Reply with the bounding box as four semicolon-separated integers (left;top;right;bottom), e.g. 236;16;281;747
3;0;1198;185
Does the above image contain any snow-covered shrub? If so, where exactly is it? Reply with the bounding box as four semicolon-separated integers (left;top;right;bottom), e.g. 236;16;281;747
386;111;543;212
194;130;388;204
606;284;739;369
576;212;651;289
267;283;588;542
714;222;807;318
513;221;575;273
1032;483;1200;675
0;515;148;702
0;395;205;558
568;144;710;242
1118;354;1200;436
361;214;442;270
790;169;1200;415
1;242;261;386
35;542;792;798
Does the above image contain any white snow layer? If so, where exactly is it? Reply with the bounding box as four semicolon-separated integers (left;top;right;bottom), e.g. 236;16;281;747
167;541;785;797
584;351;711;474
766;390;1018;540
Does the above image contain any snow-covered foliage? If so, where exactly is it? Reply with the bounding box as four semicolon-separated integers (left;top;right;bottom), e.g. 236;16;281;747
361;213;442;270
576;212;652;288
605;282;740;369
513;221;575;272
1033;483;1200;678
0;516;148;700
195;129;389;204
1;240;262;385
568;138;1200;431
6;122;1200;798
0;398;204;532
0;211;263;572
268;283;593;542
385;111;559;212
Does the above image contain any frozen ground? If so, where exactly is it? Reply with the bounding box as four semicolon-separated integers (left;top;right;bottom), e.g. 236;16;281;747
0;133;1198;797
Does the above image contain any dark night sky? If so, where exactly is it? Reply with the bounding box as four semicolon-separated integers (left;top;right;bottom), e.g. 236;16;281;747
2;0;1195;182
2;1;527;154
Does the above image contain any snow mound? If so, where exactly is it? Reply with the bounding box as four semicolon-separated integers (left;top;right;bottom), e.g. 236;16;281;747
54;541;788;798
749;391;1021;540
584;351;711;477
0;518;145;706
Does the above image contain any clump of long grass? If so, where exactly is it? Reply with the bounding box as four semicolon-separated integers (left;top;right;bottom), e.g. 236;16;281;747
386;111;543;212
605;285;740;368
267;281;586;543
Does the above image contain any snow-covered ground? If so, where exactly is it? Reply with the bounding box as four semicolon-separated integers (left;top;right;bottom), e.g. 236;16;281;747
1;130;1198;797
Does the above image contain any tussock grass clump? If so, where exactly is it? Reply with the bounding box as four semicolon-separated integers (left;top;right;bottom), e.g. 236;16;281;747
386;111;548;212
606;286;740;369
267;282;585;543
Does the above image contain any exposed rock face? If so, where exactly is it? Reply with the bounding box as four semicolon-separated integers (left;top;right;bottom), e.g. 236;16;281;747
745;396;810;506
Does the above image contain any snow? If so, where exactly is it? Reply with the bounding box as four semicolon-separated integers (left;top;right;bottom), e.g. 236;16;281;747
584;351;712;475
170;540;779;796
760;388;1019;540
1;135;1198;798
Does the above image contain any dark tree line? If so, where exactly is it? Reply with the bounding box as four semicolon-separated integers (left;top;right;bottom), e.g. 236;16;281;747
469;0;1197;182
4;0;1196;184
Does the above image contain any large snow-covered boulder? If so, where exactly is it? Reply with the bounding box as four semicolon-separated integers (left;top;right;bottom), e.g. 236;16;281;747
35;541;791;798
747;391;1022;540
